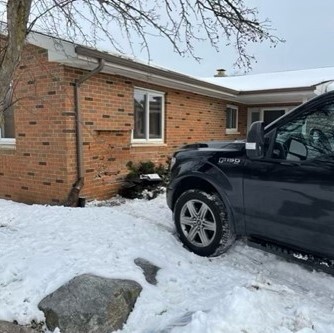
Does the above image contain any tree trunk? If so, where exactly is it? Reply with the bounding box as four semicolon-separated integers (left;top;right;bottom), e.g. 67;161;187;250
0;0;32;112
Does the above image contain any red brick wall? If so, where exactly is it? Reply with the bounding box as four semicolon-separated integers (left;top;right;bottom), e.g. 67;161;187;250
64;71;247;200
0;43;249;204
0;44;75;204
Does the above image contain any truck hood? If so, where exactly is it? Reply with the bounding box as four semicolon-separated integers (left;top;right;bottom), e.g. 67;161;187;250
180;140;246;153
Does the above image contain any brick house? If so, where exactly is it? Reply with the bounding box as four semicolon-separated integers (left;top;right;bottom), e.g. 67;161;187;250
1;32;334;204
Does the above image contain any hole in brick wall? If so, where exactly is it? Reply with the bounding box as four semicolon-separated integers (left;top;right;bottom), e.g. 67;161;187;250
62;112;75;117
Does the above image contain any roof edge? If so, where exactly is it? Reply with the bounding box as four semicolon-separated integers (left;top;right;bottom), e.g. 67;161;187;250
239;86;316;95
75;45;239;97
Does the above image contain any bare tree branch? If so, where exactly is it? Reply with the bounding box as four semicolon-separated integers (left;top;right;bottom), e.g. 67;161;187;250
0;0;283;121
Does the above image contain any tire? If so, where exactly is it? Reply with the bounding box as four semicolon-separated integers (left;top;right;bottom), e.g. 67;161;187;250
174;189;234;257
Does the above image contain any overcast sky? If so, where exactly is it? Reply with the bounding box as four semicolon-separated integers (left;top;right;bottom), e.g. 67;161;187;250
125;0;334;78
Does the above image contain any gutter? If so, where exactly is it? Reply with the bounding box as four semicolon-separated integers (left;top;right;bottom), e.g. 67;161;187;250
66;58;105;207
75;45;239;97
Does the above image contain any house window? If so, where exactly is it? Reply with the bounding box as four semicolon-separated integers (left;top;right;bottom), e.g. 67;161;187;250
133;88;164;142
0;83;15;146
226;105;238;134
248;107;289;130
262;109;286;126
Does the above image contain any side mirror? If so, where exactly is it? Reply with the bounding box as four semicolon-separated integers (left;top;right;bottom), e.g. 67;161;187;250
246;121;265;159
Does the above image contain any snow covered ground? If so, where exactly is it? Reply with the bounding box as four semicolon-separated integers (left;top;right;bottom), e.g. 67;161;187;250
1;194;334;333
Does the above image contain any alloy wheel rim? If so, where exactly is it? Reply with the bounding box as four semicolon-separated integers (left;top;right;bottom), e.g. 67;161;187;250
180;199;217;247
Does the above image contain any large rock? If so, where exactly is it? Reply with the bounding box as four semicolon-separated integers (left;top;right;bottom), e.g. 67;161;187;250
0;321;38;333
38;274;142;333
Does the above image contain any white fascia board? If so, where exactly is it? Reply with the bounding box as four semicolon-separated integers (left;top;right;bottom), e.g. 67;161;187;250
237;90;316;105
26;32;77;62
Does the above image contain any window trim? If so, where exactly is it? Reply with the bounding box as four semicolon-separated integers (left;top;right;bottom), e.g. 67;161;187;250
132;87;165;144
0;82;16;144
0;137;16;149
226;104;238;134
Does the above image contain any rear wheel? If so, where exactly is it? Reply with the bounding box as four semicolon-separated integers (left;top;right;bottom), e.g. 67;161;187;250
174;189;234;256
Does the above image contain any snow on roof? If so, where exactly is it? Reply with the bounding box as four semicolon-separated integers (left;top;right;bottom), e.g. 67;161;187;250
201;67;334;92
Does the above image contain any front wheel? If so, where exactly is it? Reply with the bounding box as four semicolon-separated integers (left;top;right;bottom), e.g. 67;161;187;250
174;190;234;256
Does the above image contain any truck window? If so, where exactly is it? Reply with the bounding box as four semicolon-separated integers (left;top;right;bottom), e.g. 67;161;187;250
272;103;334;161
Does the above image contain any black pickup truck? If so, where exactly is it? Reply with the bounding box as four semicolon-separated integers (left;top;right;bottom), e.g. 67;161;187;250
167;90;334;272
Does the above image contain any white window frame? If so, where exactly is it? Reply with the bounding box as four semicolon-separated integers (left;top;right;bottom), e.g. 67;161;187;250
0;82;16;148
132;87;165;144
0;125;16;149
226;104;238;134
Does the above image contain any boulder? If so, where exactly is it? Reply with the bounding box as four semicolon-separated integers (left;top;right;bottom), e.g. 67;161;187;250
38;274;142;333
134;258;161;285
0;321;38;333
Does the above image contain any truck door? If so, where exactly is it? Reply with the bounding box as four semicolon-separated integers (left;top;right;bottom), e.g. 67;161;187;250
243;97;334;259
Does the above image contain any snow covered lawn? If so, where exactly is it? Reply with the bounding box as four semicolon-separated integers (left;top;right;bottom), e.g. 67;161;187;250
1;194;334;333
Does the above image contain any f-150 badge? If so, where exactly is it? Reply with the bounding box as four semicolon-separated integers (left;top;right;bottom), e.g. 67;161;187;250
218;157;241;164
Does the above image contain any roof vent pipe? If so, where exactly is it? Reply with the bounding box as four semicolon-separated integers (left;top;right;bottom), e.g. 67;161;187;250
214;68;227;77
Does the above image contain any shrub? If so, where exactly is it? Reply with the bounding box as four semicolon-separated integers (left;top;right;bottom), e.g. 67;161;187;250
119;160;170;199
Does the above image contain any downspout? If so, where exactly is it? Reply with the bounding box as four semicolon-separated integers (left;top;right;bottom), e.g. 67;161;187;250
66;59;105;207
